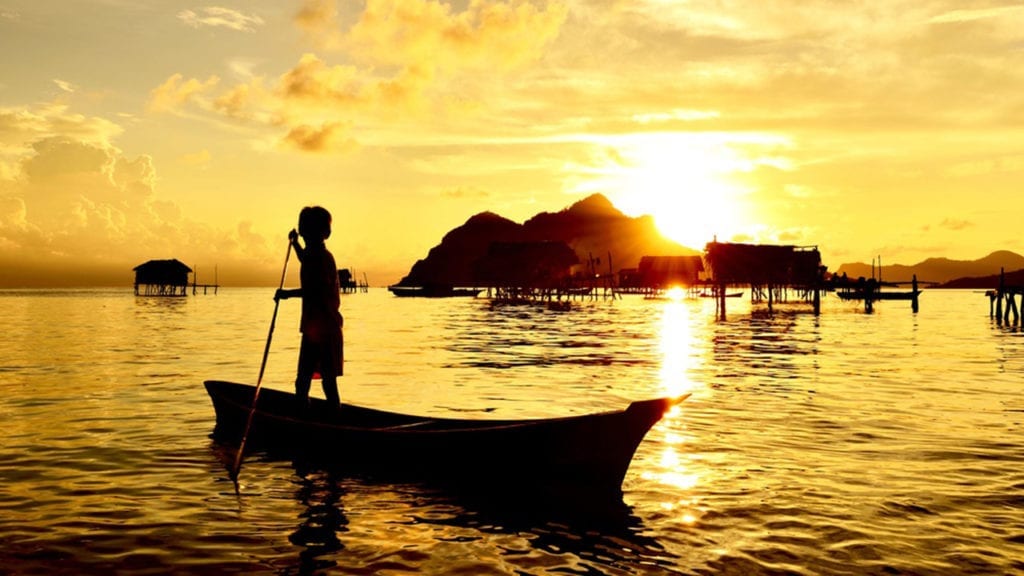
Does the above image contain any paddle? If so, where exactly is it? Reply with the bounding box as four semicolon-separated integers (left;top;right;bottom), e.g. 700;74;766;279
230;238;293;490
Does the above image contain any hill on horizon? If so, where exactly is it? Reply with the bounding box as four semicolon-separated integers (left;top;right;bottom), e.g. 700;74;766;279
395;194;696;287
835;250;1024;286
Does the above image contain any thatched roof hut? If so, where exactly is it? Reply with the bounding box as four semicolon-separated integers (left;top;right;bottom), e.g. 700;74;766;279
704;242;822;286
133;259;192;296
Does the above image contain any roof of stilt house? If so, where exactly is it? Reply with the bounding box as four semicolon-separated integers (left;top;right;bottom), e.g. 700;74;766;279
704;242;822;285
473;241;580;287
133;259;192;285
637;255;705;286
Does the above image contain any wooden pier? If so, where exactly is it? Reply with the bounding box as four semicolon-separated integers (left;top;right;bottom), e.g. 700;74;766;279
989;268;1022;325
191;265;219;295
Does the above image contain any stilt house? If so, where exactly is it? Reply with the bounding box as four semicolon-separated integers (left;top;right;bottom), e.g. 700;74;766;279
133;259;192;296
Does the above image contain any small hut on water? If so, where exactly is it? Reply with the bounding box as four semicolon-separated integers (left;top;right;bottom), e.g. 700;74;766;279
472;241;580;302
338;268;369;294
617;255;705;295
133;259;192;297
704;241;824;318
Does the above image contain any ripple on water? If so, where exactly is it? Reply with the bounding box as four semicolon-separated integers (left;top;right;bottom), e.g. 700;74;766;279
4;289;1024;575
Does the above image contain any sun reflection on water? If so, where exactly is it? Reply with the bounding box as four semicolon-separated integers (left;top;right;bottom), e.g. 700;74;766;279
650;298;705;523
657;299;701;398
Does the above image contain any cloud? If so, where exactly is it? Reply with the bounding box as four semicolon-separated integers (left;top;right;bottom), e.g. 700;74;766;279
280;122;357;153
0;100;123;181
53;79;76;93
295;0;344;50
345;0;569;72
177;7;265;32
938;218;973;231
278;53;363;103
0;101;122;145
929;6;1023;24
0;112;282;285
441;186;490;199
148;73;220;113
632;109;720;124
178;149;212;167
150;1;568;152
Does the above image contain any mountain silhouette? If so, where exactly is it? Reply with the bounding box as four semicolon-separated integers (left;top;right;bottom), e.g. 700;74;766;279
835;250;1024;285
396;194;695;287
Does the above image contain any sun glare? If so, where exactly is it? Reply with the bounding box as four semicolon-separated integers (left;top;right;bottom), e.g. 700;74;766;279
571;132;778;250
658;299;699;398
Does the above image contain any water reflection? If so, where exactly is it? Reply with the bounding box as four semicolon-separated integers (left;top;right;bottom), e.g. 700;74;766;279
288;469;349;575
651;300;707;532
419;487;684;575
657;299;701;398
268;463;688;575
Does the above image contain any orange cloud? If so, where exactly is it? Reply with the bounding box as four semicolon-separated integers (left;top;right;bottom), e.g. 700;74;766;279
346;0;568;72
295;0;344;50
279;53;363;103
148;74;221;113
0;130;282;286
150;1;567;153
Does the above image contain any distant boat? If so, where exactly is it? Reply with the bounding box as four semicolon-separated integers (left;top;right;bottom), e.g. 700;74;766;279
698;290;743;299
388;285;483;298
836;289;921;301
205;380;688;496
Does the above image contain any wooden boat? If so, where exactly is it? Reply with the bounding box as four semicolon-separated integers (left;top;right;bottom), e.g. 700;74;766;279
835;289;921;301
699;290;743;298
205;380;687;496
387;284;483;298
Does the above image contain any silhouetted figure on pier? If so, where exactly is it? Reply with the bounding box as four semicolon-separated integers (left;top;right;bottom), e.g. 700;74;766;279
276;206;344;409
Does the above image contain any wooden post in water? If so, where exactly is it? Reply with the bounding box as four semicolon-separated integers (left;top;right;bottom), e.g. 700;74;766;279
996;269;1004;324
718;281;727;321
911;275;919;313
813;268;822;316
1004;289;1011;324
1007;283;1020;326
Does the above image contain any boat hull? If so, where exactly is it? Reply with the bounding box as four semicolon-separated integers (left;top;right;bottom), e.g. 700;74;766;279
387;285;482;298
836;290;921;301
205;381;685;496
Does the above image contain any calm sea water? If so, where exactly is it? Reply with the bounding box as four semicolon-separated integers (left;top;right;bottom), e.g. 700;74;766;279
1;287;1022;575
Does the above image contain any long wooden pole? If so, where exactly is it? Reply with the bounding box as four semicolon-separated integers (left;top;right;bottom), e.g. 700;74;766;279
230;240;293;488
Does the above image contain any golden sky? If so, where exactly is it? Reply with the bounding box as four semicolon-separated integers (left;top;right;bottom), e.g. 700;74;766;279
1;0;1022;287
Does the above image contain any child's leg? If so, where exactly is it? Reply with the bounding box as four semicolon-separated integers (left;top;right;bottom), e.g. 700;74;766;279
295;338;315;403
321;376;340;406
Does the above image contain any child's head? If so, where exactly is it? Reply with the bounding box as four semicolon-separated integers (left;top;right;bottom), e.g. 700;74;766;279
298;206;332;241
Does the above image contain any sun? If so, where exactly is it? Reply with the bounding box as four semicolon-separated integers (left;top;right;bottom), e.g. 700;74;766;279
572;132;764;251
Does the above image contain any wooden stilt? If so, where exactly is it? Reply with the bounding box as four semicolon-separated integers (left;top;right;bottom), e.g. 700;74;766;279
718;282;727;321
997;269;1005;325
911;275;919;313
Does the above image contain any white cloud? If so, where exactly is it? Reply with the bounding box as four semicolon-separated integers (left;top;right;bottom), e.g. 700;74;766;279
177;6;265;32
53;79;76;93
929;5;1024;24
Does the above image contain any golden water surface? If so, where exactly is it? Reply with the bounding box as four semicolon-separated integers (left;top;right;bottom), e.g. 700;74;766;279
1;288;1022;575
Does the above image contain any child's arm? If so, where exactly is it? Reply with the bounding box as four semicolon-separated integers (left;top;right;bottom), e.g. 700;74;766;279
289;229;305;262
275;288;302;300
